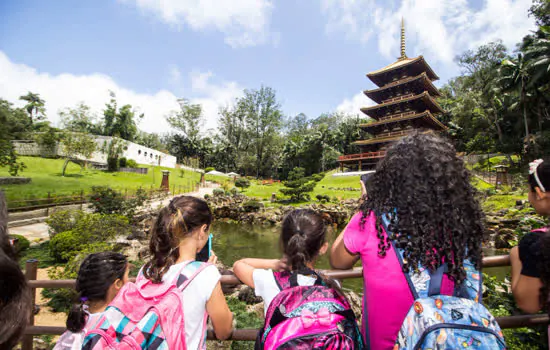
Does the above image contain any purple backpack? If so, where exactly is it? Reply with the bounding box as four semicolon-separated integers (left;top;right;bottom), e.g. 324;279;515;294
255;269;364;350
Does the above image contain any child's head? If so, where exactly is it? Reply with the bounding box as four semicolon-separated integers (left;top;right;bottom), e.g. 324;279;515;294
145;196;213;283
281;209;328;270
528;159;550;216
360;131;484;283
67;252;128;333
0;191;31;349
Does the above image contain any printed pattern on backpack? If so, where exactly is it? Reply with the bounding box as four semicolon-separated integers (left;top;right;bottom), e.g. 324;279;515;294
379;213;507;350
256;270;364;350
82;261;210;350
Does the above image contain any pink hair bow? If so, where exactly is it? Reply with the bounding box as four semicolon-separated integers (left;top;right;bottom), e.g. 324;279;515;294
529;159;546;192
300;308;331;328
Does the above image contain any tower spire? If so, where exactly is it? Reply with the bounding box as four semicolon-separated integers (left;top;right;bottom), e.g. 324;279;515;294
400;17;407;60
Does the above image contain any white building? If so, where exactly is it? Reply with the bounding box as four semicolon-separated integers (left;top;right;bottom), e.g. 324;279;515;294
13;135;177;169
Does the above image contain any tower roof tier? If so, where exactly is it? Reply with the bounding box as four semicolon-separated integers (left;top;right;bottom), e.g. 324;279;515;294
367;56;439;88
364;72;441;104
360;91;443;119
353;134;404;146
359;110;447;132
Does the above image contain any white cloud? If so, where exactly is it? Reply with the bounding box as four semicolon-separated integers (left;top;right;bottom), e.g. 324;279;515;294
336;91;376;117
119;0;275;48
0;51;243;134
321;0;535;64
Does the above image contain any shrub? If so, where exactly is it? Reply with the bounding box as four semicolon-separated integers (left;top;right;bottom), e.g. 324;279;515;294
316;194;330;202
46;210;131;242
230;187;239;196
89;186;148;219
204;194;211;200
50;230;85;262
119;157;127;168
9;234;30;254
311;173;324;182
279;167;317;202
205;167;215;173
235;178;251;191
243;200;263;212
126;159;138;168
107;157;120;172
213;188;225;197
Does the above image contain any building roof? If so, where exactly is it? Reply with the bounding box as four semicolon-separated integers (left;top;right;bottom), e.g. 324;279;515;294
359;110;447;131
367;56;439;87
353;135;403;146
364;72;441;103
360;91;444;119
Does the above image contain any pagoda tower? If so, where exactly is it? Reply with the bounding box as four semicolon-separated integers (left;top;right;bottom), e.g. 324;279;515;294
338;19;447;171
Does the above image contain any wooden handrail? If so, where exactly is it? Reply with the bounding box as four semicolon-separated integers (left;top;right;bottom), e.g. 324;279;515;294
23;254;540;345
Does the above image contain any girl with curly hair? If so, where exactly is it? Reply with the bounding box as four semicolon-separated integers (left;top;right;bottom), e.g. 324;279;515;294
330;131;485;349
510;158;550;313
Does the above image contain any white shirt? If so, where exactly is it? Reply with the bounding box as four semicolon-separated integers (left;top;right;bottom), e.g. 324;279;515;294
53;312;102;350
162;261;221;350
252;269;318;315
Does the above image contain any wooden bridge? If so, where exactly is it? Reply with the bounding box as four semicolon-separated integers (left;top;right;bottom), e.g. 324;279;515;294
21;254;549;349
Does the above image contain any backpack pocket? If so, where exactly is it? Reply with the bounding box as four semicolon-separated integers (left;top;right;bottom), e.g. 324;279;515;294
416;324;506;350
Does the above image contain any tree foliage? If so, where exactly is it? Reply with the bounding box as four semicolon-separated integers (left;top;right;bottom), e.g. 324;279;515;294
19;91;45;125
279;167;317;202
103;91;142;141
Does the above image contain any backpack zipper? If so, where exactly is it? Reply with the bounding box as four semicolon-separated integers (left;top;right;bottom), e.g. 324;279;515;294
412;323;505;350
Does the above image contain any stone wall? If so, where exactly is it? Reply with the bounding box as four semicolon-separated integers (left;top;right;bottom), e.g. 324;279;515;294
0;177;31;185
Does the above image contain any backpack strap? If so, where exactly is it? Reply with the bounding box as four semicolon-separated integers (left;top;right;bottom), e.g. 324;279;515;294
273;269;324;291
269;307;356;329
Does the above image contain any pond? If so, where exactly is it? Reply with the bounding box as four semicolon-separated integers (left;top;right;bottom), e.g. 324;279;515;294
210;221;510;293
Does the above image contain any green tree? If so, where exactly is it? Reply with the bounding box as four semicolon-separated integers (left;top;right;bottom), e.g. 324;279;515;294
60;133;97;176
279;167;316;202
101;137;127;172
19;91;45;125
103;92;141;141
166;99;203;146
60;103;101;134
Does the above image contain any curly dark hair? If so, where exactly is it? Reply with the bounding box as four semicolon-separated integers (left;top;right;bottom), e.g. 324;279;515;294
359;131;485;283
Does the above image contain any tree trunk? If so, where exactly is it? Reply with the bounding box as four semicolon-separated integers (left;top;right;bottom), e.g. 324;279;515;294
62;159;70;177
522;84;530;140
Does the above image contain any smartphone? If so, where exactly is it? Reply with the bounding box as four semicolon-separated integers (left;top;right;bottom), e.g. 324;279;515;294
196;233;213;262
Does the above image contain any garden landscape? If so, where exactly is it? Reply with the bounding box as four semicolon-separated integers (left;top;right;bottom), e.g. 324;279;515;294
2;0;550;349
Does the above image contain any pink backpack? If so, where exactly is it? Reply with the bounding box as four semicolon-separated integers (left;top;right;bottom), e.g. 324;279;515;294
82;261;210;350
256;269;364;350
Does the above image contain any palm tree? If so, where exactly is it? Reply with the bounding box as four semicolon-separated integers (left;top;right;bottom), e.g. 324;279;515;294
500;54;531;142
19;92;45;125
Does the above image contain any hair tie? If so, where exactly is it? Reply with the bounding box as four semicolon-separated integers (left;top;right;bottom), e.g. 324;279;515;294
529;159;546;192
80;296;88;303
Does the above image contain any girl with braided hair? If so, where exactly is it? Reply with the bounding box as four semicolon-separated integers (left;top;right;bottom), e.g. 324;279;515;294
510;158;550;313
330;131;486;349
54;252;128;349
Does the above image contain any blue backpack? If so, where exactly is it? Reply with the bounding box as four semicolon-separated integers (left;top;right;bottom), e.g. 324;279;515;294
380;214;506;350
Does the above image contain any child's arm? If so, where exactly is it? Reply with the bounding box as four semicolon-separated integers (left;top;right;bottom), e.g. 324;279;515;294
330;224;360;269
233;258;286;288
206;282;233;340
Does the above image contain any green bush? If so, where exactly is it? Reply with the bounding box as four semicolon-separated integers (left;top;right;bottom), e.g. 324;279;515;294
9;234;30;254
119;157;127;168
235;178;251;191
243;200;263;212
311;173;324;182
204;194;211;200
89;186;148;219
107;157;120;172
227;297;263;350
47;210;131;240
316;194;330;202
126;159;138;168
50;230;85;262
230;187;239;196
205;167;215;173
213;188;225;197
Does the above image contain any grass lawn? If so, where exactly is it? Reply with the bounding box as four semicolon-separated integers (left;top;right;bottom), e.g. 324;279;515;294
0;156;223;205
244;170;361;204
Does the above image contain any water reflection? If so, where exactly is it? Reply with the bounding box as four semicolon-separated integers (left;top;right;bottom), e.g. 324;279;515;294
211;221;509;293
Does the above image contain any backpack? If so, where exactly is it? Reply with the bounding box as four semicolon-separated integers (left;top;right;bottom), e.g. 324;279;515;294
81;261;211;350
255;268;364;350
379;214;507;350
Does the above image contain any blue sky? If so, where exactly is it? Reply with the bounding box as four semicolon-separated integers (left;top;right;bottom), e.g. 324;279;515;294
0;0;536;133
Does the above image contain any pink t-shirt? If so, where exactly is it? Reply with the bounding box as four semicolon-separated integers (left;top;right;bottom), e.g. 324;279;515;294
343;212;454;350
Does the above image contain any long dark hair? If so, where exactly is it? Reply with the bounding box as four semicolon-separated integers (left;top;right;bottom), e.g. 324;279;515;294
143;196;213;283
281;209;327;271
0;191;31;349
359;131;485;283
66;252;127;333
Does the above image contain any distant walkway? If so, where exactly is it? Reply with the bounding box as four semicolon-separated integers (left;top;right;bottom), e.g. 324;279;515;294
9;183;219;242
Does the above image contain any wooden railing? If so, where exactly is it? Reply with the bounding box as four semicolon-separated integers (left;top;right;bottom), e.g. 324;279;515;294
21;254;550;347
338;151;387;161
382;93;415;104
375;130;410;139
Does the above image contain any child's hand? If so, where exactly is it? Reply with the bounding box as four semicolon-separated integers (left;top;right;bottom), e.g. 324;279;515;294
273;257;288;271
208;251;218;264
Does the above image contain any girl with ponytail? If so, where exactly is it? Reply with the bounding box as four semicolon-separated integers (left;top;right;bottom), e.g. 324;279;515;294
141;195;233;347
233;209;330;312
54;252;128;350
510;158;550;313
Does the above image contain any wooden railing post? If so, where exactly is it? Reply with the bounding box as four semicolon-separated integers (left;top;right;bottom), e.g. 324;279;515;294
22;259;38;350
